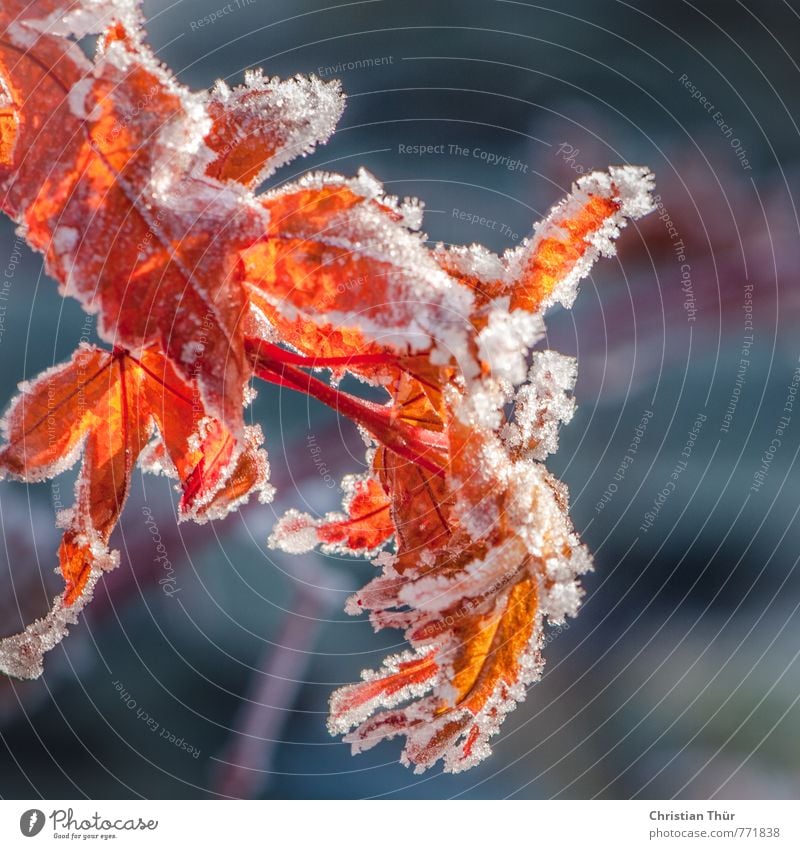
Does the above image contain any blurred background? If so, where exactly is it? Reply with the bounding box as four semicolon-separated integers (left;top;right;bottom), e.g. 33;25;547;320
2;0;800;799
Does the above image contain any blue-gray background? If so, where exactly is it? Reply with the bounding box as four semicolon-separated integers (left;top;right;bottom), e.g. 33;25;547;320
1;0;800;799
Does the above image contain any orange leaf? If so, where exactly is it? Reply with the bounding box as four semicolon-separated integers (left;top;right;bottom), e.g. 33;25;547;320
270;475;393;555
0;16;256;431
0;344;269;677
0;3;658;773
0;346;112;481
0;10;341;436
436;167;654;321
376;445;452;559
511;193;619;312
0;347;146;605
204;72;343;188
332;415;591;771
317;476;394;551
447;575;539;713
243;173;472;369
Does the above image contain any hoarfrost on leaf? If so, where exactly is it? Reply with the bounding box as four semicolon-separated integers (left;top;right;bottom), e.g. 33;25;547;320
0;0;656;774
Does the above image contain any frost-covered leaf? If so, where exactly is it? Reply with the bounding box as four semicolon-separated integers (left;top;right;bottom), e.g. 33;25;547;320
0;0;656;774
0;345;269;678
437;166;655;316
0;70;18;166
266;166;654;771
332;438;592;773
0;1;345;435
270;475;393;555
0;560;104;681
0;13;248;431
243;172;473;370
204;71;344;188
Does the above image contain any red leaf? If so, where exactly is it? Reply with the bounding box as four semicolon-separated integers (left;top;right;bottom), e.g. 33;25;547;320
0;345;268;677
204;71;343;188
243;174;473;371
0;8;342;435
0;1;658;775
270;475;393;556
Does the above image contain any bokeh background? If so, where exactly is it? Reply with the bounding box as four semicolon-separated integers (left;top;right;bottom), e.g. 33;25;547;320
2;0;800;799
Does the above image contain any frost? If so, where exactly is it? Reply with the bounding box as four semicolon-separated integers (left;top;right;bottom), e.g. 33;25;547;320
66;78;97;121
0;0;656;777
0;544;111;681
51;225;80;258
200;71;345;186
268;508;321;554
138;439;177;479
502;351;578;460
397;538;526;615
476;301;545;386
243;384;258;406
436;242;508;284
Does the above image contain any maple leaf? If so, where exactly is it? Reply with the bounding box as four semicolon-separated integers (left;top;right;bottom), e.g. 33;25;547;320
271;475;394;556
0;0;343;435
0;0;657;776
270;168;656;771
0;71;16;166
242;172;473;378
0;345;270;679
